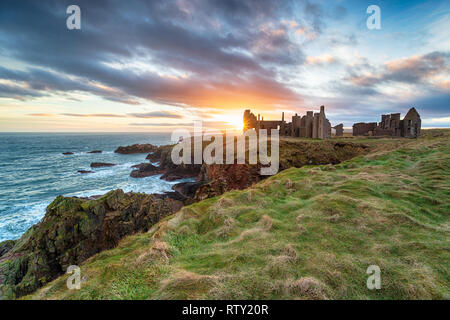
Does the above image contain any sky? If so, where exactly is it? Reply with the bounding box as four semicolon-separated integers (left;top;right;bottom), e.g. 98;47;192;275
0;0;449;132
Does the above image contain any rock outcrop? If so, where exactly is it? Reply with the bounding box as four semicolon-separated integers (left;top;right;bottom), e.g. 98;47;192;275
77;170;94;174
87;150;102;154
130;163;163;178
115;144;157;154
195;164;262;201
90;162;116;168
171;182;204;201
62;152;74;155
132;144;202;180
0;190;183;299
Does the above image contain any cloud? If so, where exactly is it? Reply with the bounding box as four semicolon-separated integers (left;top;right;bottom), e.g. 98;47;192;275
0;0;318;110
0;0;447;129
28;113;54;117
347;51;450;87
129;122;194;127
0;82;45;99
306;54;335;65
57;111;183;119
130;120;232;128
127;111;182;119
60;113;126;118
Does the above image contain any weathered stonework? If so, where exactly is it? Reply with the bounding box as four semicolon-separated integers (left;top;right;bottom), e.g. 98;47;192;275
333;124;344;136
352;107;421;138
243;106;333;139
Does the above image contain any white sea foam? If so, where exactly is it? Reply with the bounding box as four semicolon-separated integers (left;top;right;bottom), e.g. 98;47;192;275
0;202;49;242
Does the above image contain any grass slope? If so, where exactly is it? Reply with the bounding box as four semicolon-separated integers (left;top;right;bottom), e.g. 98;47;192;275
27;130;450;300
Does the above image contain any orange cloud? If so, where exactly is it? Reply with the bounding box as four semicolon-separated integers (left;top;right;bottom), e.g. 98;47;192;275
306;54;335;65
28;113;55;117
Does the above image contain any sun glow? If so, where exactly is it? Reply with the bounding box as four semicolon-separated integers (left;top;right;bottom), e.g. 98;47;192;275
222;114;244;131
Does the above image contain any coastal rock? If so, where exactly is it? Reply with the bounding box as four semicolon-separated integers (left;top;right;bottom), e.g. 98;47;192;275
62;152;74;155
130;163;163;178
77;170;94;174
172;182;204;199
160;164;201;181
115;144;157;154
131;143;202;181
90;162;116;168
195;164;261;201
146;144;173;162
0;189;183;299
87;150;102;154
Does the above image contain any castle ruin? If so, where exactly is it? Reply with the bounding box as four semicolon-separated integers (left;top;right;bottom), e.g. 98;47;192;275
353;107;421;138
243;106;343;139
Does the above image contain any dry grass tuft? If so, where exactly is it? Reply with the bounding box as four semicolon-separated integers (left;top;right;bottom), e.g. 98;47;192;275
287;277;328;300
297;224;306;234
267;255;293;278
216;216;237;238
215;197;234;209
227;227;266;245
136;240;171;264
177;224;194;236
167;211;186;230
159;270;218;299
259;215;273;231
284;179;293;189
209;197;235;219
283;244;298;262
327;214;340;223
150;221;168;240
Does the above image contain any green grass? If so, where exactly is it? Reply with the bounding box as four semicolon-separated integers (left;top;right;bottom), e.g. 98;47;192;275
25;130;450;300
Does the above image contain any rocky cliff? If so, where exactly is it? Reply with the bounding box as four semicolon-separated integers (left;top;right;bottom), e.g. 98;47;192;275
0;190;182;299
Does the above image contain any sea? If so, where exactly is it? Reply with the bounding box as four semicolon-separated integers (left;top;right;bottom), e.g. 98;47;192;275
0;132;188;242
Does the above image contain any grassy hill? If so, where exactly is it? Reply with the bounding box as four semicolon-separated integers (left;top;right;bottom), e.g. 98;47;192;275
26;130;450;300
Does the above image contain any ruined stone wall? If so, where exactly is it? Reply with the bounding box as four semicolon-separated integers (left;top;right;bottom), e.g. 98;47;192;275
334;124;344;136
402;108;421;138
292;114;301;137
243;109;258;131
353;122;377;136
352;108;421;138
243;107;333;139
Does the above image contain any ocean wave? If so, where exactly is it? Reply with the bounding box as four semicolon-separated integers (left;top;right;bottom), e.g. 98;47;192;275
0;133;174;242
0;202;49;242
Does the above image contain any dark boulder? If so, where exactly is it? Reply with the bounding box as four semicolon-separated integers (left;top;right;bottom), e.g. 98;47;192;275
115;144;157;154
77;170;94;174
172;182;204;199
87;150;102;154
90;162;116;168
130;163;163;178
62;152;74;155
